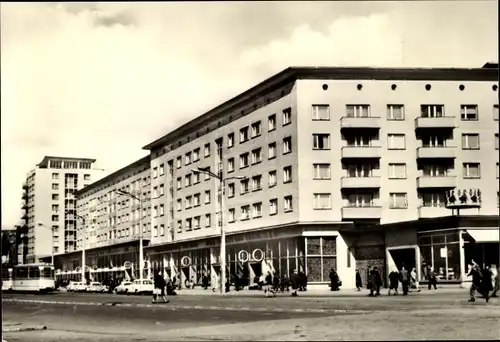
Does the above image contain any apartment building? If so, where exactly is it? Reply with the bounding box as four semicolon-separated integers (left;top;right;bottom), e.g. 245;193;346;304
57;156;152;281
53;64;498;288
22;156;105;263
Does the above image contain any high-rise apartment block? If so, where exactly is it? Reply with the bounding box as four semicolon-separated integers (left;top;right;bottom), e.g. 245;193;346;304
22;156;105;263
52;65;498;288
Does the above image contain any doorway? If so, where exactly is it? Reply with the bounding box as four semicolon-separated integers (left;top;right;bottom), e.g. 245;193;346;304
388;248;416;271
249;262;262;284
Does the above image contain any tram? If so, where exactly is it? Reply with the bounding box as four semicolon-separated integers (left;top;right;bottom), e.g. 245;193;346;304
1;266;13;291
10;263;55;292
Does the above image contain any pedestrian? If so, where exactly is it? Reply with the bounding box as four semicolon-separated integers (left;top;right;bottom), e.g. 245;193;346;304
355;269;362;291
329;268;340;291
399;266;410;296
491;265;499;298
264;272;276;298
298;271;306;291
468;261;483;302
202;273;209;290
290;269;299;296
480;265;493;303
369;266;382;297
152;271;169;304
410;267;421;292
258;274;265;291
388;268;400;296
427;266;437;290
272;272;280;293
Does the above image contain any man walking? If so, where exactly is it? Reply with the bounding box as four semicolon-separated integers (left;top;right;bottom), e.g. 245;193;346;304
368;266;382;297
427;266;437;290
491;265;499;298
467;260;483;303
410;267;421;292
388;268;399;296
399;266;410;296
152;271;169;304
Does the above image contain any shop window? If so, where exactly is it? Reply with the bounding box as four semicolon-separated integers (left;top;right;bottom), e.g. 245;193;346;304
419;232;461;282
306;237;337;282
307;238;321;255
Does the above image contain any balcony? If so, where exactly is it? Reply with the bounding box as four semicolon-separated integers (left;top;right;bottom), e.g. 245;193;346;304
22;183;29;190
340;117;381;130
341;177;381;189
341;206;382;220
418;206;450;218
416;147;456;159
22;203;28;210
21;213;28;220
22;193;28;200
416;176;456;189
415;117;455;130
341;146;381;159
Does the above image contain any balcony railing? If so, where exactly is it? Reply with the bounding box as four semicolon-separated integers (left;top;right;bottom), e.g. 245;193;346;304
341;146;382;159
416;147;456;159
22;183;29;190
415;116;456;130
340;116;381;130
340;177;381;189
418;206;450;218
416;176;456;189
341;206;382;220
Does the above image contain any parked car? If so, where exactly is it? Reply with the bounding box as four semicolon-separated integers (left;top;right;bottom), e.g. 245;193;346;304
75;282;88;292
129;279;154;295
66;281;80;292
114;281;133;294
86;282;108;293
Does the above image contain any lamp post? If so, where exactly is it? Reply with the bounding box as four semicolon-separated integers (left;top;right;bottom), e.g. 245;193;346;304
191;167;245;295
71;212;86;283
37;223;54;265
115;189;145;282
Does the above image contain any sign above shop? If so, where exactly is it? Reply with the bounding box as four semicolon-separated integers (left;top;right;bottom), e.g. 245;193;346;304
445;189;481;209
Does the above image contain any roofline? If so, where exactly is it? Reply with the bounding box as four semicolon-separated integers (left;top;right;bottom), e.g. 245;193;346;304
75;155;150;197
37;156;97;167
142;65;498;151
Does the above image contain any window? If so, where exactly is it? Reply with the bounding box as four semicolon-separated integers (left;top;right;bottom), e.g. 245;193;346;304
284;196;293;212
388;163;406;179
496;134;499;150
204;167;211;180
494;105;499;121
228;183;235;198
270;199;278;215
240;153;249;168
496;163;499;179
84;174;91;181
193;216;201;229
312;105;330;120
228;208;236;222
283;108;292;125
346;105;370;118
387;134;406;150
52;183;59;190
204;143;211;157
265;143;276;160
205;190;211;204
422;192;445;207
193;148;200;161
176;177;182;190
268;114;276;131
52;204;59;212
185;152;192;165
387;105;404;120
177;221;182;233
160;204;164;216
421;105;444;118
422;135;446;147
228;133;234;148
461;105;478;120
153;167;158;178
347;194;373;207
461;134;480;150
153;225;158;237
176;157;182;169
268;171;277;187
52;194;59;200
52;173;59;180
463;163;480;178
347;164;373;177
193;193;201;206
153;206;159;217
283;166;292;183
252;202;262;218
251;121;262;137
313;134;330;150
251;148;262;164
240;179;249;194
252;175;262;191
283;137;292;154
185;174;192;187
422;165;448;177
241;205;250;220
159;224;165;236
205;214;211;227
240;127;249;143
185;218;192;231
313;164;331;179
314;193;332;209
159;164;164;176
389;193;407;208
227;158;235;172
193;172;200;184
185;196;192;209
346;135;372;147
52;215;59;222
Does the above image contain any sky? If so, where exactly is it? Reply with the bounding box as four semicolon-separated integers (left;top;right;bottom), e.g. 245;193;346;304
1;1;498;229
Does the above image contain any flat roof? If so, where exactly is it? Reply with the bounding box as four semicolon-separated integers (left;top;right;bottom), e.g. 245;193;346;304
75;155;150;197
143;65;498;151
37;156;97;168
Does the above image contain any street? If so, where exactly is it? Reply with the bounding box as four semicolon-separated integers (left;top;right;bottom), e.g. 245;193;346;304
2;290;500;341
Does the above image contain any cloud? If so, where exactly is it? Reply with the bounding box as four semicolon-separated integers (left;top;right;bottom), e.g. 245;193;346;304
0;1;497;229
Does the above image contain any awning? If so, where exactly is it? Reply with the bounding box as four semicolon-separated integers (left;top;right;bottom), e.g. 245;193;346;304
466;229;499;243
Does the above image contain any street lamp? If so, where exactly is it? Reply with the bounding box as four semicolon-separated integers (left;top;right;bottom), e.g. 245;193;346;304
70;211;86;283
114;189;145;282
37;223;54;265
191;167;245;295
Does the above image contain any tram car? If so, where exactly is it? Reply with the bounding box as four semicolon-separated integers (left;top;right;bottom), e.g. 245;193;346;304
9;263;55;292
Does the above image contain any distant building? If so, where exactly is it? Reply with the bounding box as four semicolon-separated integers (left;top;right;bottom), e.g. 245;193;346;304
22;156;106;263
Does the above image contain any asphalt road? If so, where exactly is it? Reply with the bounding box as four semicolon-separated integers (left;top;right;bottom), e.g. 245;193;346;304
3;291;500;341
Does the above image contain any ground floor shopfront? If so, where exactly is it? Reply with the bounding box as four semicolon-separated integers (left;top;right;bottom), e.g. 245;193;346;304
146;223;355;290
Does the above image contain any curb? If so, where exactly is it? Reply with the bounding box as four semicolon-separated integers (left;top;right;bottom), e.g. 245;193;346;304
2;325;47;333
3;298;367;314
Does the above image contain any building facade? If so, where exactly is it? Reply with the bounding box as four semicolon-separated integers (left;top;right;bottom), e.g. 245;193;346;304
57;65;498;288
22;156;105;263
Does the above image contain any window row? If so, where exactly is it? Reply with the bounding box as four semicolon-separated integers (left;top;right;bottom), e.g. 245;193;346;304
310;104;499;121
228;196;293;222
313;193;407;209
176;191;212;210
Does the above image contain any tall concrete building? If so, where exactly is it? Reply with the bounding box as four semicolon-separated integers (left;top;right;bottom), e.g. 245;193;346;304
59;65;498;289
22;156;105;263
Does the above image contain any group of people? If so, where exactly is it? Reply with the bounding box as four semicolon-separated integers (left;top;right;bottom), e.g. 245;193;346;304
467;260;498;303
388;266;421;296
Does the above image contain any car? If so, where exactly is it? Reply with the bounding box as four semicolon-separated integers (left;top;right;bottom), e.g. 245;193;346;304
66;281;81;292
114;281;133;294
74;282;88;292
87;282;108;293
128;279;154;295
